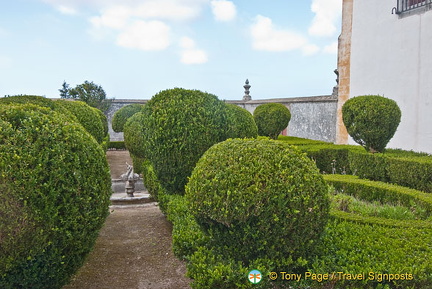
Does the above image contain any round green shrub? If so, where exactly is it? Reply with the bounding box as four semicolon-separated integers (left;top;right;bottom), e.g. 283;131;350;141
0;95;56;108
224;103;258;139
342;95;402;153
142;88;227;194
55;99;105;143
185;138;330;263
0;104;111;289
0;95;77;121
124;112;147;158
112;104;144;133
253;103;291;139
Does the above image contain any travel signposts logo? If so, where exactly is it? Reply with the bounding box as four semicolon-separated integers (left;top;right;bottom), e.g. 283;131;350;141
248;269;262;284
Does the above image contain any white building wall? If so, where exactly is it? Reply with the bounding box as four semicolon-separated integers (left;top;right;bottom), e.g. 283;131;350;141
349;0;432;153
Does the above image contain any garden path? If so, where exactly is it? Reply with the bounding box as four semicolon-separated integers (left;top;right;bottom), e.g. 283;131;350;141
62;150;191;289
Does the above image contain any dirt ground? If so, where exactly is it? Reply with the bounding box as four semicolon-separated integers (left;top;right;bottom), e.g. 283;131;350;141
63;150;191;289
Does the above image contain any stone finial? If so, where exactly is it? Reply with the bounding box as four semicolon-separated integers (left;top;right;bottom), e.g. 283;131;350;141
243;79;251;101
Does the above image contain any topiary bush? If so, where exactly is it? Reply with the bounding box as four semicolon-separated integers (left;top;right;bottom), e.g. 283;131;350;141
0;104;111;289
55;99;105;144
253;103;291;139
185;138;330;263
141;88;227;195
342;95;401;153
224;103;258;139
123;112;147;158
112;104;144;133
0;95;77;121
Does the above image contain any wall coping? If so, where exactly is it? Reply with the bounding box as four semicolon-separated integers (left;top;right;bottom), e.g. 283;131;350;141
109;94;337;105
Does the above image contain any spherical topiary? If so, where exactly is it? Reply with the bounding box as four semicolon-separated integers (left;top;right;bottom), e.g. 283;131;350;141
342;95;402;153
112;104;144;133
55;99;105;144
142;88;227;194
0;104;111;289
253;103;291;139
224;103;258;139
0;95;77;121
185;138;330;263
124;112;147;158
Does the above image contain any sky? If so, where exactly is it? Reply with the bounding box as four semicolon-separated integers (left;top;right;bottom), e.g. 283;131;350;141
0;0;342;100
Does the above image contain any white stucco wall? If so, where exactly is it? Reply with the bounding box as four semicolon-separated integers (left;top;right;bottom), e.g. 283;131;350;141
349;1;432;153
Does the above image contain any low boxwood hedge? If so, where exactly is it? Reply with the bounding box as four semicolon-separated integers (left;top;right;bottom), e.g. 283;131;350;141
108;141;126;150
324;174;432;228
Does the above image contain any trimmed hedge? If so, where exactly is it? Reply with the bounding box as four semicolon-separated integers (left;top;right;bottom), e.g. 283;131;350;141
186;138;330;263
54;99;105;143
342;95;401;153
112;104;144;133
0;95;77;122
324;174;432;228
224;103;258;139
279;137;432;193
141;88;228;194
108;141;126;150
0;104;111;289
253;103;291;139
123;112;146;158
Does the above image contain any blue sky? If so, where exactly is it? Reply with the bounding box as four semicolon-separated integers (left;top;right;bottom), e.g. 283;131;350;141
0;0;341;100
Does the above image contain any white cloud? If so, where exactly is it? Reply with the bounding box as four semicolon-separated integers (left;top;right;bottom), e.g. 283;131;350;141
250;15;307;52
90;6;131;30
180;49;208;64
116;20;171;51
308;0;342;37
57;5;77;15
179;37;208;64
302;44;320;56
323;41;338;54
211;0;236;22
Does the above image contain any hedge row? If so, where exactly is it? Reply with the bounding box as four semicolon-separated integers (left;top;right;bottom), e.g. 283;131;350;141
278;137;432;192
108;141;126;150
324;174;432;228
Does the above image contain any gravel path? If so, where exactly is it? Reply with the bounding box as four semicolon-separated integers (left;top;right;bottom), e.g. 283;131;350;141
63;151;191;289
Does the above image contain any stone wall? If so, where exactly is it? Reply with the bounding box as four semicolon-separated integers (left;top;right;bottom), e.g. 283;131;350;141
107;95;338;143
106;99;147;141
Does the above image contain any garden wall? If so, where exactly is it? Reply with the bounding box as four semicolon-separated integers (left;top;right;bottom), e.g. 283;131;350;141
107;95;338;142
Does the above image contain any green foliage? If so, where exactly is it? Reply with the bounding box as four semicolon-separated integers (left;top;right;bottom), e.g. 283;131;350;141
123;112;147;158
224;103;258;139
0;95;76;120
54;99;105;144
342;95;401;153
112;104;144;133
0;104;111;289
142;88;227;194
141;159;163;203
277;135;329;145
67;80;112;112
312;220;432;288
348;151;389;182
165;195;208;260
387;157;432;193
186;138;330;263
253;103;291;139
324;174;432;227
108;141;126;150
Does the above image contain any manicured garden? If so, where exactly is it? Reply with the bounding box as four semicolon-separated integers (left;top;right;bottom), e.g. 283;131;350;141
118;91;432;288
2;91;432;289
